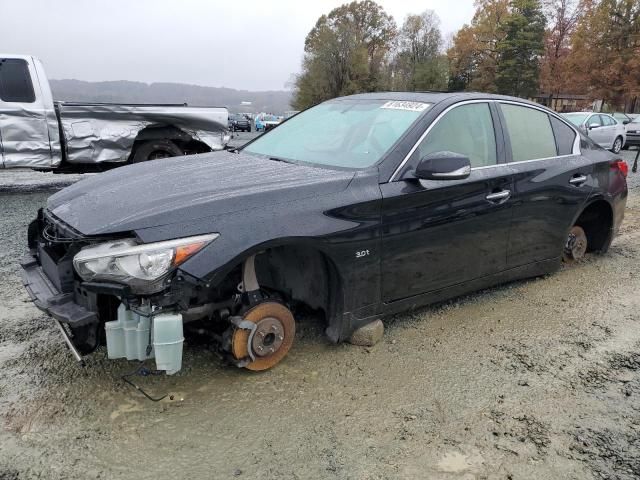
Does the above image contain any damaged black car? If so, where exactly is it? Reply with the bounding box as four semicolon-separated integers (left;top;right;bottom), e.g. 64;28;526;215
21;92;628;374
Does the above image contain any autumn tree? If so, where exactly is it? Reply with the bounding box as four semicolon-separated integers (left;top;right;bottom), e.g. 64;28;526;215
538;0;581;103
495;0;546;97
447;24;478;90
569;0;640;110
447;0;511;92
391;10;448;91
292;0;396;109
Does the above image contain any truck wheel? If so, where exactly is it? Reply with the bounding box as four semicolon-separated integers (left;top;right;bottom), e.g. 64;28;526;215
132;140;183;163
231;302;295;371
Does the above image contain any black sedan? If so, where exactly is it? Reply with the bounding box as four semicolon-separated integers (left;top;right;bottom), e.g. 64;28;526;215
22;92;628;374
228;113;251;132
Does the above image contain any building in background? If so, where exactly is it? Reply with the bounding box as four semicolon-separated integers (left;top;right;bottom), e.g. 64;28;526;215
531;93;591;112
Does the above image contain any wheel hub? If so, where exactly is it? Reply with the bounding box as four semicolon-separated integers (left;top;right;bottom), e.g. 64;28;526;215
230;302;295;371
251;317;285;357
564;226;587;262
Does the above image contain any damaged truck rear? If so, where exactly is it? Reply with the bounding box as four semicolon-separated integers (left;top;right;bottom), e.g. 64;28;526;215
0;54;229;172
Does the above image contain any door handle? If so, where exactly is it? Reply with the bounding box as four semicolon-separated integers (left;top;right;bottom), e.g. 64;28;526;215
485;190;511;203
569;175;588;186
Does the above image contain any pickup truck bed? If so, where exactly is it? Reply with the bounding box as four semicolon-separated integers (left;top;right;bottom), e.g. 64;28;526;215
0;54;229;171
56;102;228;164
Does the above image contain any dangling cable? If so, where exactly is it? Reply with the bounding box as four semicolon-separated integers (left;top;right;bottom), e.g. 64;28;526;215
121;362;167;402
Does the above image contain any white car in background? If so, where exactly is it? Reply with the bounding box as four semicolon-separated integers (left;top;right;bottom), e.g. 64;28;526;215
562;112;626;153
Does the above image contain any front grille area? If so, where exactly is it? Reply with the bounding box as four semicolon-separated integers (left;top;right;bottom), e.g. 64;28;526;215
32;209;87;294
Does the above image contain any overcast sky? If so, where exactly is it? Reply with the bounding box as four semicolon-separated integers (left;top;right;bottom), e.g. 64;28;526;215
1;0;476;91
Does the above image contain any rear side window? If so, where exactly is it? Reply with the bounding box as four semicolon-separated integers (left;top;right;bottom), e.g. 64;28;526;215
501;104;557;161
0;58;36;103
602;115;616;126
550;116;577;155
414;103;497;168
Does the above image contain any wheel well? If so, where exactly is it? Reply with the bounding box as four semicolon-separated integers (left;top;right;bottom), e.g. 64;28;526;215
254;245;343;338
129;126;211;160
574;200;613;253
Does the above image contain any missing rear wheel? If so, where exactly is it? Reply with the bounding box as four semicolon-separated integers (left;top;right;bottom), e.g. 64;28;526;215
563;225;588;263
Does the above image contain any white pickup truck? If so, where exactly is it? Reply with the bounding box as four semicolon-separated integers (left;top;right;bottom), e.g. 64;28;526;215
0;55;230;172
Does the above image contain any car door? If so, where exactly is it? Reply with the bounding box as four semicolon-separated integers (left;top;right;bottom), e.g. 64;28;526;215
498;102;595;268
599;115;616;148
0;57;54;168
380;101;514;302
585;114;607;147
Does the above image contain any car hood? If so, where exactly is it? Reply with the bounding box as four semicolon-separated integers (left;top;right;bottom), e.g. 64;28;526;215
47;151;355;235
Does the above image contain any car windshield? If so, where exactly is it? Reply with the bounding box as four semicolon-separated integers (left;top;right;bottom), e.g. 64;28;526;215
243;99;429;169
563;113;590;127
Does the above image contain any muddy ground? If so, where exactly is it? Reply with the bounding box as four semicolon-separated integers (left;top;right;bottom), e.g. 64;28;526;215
1;146;640;479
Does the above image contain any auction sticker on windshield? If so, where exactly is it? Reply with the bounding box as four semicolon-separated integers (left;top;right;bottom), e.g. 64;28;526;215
380;101;430;112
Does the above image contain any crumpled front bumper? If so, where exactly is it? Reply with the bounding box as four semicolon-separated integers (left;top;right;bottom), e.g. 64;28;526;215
20;251;102;364
20;252;97;327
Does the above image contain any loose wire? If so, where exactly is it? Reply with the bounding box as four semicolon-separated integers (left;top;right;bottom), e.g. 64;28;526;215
121;362;167;402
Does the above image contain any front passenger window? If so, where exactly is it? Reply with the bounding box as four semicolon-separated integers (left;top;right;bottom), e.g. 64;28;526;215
414;103;497;168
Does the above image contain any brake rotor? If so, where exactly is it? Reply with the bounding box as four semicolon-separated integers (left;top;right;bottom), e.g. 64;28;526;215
231;302;295;371
563;225;588;263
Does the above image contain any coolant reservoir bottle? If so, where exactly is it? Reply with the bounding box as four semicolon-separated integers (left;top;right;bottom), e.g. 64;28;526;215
152;313;184;375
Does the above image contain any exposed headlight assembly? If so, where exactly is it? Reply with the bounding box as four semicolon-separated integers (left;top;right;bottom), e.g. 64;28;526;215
73;234;218;292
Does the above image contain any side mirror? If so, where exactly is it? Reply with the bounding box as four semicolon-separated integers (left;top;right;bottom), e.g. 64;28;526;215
414;151;471;181
588;123;600;130
623;120;630;125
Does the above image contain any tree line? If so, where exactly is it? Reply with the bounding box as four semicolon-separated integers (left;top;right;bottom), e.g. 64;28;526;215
292;0;640;112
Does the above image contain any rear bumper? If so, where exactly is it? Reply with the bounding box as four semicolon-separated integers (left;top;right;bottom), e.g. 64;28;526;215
20;252;97;327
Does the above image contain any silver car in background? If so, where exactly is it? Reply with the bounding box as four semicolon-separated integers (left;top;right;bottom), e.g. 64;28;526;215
562;112;626;153
623;116;640;150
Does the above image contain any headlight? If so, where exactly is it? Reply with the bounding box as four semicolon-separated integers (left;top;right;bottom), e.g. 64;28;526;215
73;233;218;290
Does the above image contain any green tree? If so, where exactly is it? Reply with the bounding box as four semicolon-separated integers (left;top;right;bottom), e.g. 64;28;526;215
392;10;448;91
292;0;396;110
495;0;547;97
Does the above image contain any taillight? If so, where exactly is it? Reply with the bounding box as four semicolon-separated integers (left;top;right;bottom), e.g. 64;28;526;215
612;159;628;178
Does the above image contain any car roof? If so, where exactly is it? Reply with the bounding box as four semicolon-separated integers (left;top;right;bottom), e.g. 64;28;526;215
332;91;548;109
0;53;33;60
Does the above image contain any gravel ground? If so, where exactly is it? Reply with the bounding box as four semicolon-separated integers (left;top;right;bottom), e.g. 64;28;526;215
1;146;640;480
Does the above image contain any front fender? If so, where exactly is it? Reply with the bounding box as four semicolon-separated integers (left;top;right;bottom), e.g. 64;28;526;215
135;172;383;326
